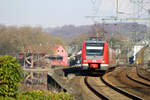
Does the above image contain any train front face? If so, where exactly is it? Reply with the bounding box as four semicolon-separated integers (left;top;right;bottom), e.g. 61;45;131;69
81;40;109;70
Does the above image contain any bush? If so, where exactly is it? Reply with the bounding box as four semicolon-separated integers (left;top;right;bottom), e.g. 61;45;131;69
0;56;23;96
19;90;74;100
0;90;74;100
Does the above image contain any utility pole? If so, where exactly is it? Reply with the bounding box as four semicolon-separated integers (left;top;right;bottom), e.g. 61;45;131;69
116;0;119;18
148;10;150;44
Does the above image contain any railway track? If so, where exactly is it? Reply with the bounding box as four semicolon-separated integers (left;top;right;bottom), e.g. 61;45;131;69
126;68;150;87
84;75;143;100
101;74;143;100
136;67;150;81
83;64;149;100
84;76;110;100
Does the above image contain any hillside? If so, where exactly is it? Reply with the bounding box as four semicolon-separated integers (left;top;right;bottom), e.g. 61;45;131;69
45;23;147;40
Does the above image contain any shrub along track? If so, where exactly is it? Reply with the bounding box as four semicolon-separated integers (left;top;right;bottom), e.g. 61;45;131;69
106;67;150;100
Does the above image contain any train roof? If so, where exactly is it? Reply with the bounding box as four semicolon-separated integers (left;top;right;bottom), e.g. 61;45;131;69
85;37;105;43
85;40;105;43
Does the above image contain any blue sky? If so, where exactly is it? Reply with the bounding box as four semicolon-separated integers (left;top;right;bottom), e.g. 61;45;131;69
0;0;137;27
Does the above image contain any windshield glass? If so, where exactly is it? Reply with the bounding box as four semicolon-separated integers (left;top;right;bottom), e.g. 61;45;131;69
86;43;104;56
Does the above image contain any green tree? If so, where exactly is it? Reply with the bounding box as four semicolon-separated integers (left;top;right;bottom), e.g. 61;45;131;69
0;56;23;96
0;25;66;56
69;33;89;52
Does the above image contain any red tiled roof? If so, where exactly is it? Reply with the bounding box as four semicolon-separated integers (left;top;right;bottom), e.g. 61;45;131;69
20;45;57;54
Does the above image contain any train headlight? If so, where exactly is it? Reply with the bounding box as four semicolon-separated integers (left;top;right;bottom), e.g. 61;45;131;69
84;60;87;62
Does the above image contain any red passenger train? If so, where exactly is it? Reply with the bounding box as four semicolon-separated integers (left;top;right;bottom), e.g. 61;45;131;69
81;37;116;70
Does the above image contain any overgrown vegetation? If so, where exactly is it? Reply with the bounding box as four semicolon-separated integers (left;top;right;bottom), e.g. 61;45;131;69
0;90;74;100
0;56;23;96
0;56;74;100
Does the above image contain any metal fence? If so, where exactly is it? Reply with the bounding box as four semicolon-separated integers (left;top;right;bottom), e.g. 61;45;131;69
21;70;48;91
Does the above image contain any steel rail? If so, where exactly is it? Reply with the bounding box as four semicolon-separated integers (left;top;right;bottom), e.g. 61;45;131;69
100;76;143;100
126;70;150;87
84;76;110;100
136;67;150;81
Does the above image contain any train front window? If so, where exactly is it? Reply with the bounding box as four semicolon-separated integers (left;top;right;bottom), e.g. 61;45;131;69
86;43;104;56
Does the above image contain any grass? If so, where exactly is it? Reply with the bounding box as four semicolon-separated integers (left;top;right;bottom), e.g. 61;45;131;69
0;90;74;100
